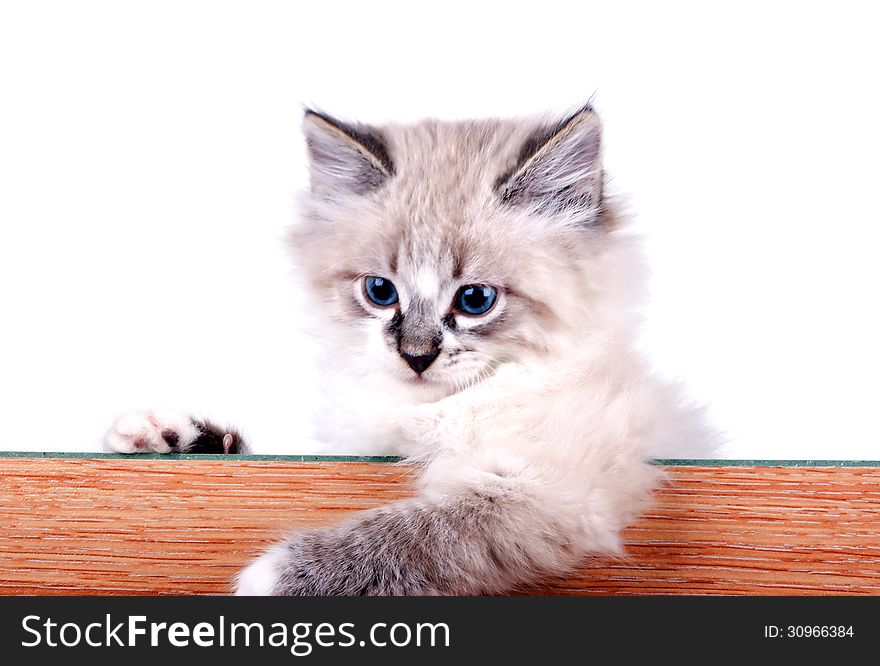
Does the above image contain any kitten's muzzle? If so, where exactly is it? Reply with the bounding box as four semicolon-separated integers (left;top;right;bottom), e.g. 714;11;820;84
399;349;440;375
391;307;442;375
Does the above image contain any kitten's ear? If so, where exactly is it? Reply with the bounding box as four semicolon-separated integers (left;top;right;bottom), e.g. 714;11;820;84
496;105;603;225
302;109;395;195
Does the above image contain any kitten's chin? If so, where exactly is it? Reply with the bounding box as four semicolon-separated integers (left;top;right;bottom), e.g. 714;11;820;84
396;367;496;402
396;373;458;401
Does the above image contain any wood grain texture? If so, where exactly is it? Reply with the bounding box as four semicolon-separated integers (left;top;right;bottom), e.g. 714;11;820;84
0;458;878;595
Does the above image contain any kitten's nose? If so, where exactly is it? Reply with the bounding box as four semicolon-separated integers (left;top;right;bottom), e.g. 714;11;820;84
400;350;440;375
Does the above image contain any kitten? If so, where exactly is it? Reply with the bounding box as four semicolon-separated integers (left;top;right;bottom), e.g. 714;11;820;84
106;105;714;595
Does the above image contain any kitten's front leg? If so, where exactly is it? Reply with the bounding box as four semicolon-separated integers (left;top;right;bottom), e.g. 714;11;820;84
235;470;578;596
104;410;248;454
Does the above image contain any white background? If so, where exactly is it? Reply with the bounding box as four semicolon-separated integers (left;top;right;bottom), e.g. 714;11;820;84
0;1;878;458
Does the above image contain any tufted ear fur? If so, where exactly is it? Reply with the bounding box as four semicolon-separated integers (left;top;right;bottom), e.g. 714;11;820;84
496;105;603;225
303;109;395;195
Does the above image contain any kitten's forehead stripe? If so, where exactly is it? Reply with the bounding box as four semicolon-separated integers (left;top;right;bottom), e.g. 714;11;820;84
388;247;398;274
451;249;465;281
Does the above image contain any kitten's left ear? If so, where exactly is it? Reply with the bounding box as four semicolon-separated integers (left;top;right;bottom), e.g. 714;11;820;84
303;109;395;195
496;105;603;225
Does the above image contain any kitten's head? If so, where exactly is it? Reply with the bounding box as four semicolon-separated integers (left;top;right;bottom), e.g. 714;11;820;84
292;106;628;399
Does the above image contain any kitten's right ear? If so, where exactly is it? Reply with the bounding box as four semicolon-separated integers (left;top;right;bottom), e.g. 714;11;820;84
302;110;395;195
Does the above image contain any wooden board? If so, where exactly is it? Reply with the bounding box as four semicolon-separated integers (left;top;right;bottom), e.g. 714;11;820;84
1;457;878;595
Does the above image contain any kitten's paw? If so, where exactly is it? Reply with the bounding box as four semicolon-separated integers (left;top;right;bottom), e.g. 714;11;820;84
392;402;441;439
104;410;200;454
234;545;287;596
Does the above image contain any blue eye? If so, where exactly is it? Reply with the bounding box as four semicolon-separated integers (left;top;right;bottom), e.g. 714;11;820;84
455;284;497;316
364;276;399;307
